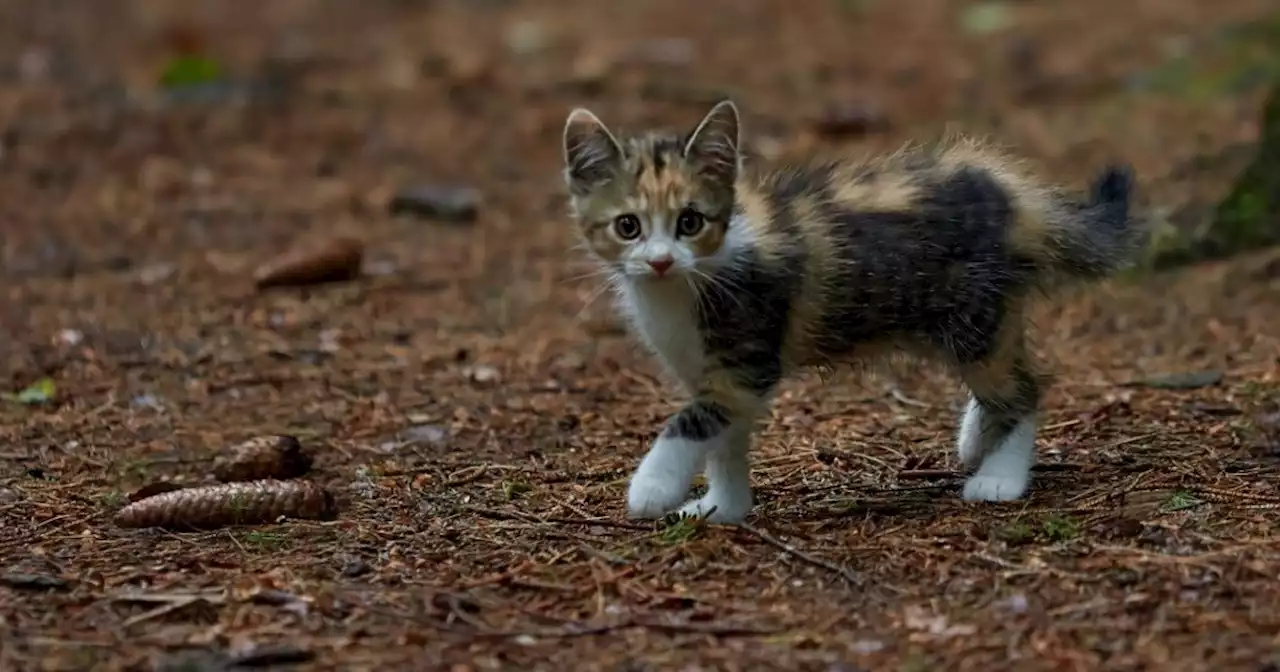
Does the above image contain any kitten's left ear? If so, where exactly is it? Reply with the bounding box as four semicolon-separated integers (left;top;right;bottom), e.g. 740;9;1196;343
684;99;741;185
563;107;624;195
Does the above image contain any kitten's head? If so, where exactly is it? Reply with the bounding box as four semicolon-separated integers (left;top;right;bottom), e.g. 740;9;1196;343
561;100;742;282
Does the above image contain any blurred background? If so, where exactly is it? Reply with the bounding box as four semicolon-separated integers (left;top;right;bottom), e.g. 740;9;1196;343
0;0;1276;284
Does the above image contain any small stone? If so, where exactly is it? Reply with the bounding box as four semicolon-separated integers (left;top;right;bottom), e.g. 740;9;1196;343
849;639;884;654
227;644;315;668
340;559;371;577
366;259;398;276
996;593;1029;614
504;20;548;56
137;262;176;286
389;185;480;223
634;38;695;67
401;424;449;445
464;365;501;385
132;393;164;410
1136;370;1224;390
318;329;342;353
0;572;69;591
1186;402;1241;417
17;48;51;82
56;329;83;346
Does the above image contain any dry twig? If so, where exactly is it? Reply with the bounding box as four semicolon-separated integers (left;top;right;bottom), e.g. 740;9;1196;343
736;523;862;586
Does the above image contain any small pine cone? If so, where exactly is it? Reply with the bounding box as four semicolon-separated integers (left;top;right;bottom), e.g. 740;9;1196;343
213;435;313;483
254;236;363;289
114;479;336;530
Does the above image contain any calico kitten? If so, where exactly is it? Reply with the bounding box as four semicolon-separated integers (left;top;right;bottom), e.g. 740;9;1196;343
561;99;1139;523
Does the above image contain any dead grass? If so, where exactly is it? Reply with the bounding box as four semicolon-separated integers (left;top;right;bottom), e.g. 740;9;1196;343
2;0;1280;670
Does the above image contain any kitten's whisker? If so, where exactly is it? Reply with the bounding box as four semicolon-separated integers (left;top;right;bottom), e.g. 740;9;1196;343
690;267;748;317
560;268;614;284
571;280;617;324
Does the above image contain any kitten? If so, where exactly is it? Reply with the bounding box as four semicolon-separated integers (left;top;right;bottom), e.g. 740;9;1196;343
561;99;1139;523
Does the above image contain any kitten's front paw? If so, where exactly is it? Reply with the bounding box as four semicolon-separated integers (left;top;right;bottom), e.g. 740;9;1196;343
962;473;1029;502
677;490;752;524
626;434;706;519
627;471;689;519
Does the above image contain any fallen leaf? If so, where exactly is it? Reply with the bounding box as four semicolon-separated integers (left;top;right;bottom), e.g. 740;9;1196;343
3;377;56;405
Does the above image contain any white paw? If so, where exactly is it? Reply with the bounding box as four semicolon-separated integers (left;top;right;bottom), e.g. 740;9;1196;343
627;471;689;519
962;473;1029;501
626;434;707;519
961;415;1036;503
676;489;753;524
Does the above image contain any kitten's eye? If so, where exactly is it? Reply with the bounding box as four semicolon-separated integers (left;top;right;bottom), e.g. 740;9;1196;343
613;214;642;240
676;208;705;237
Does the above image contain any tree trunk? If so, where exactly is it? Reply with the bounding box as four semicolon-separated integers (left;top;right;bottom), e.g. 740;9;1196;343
1150;82;1280;269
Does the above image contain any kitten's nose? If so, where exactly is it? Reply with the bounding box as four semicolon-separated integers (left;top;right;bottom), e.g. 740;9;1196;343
647;257;674;276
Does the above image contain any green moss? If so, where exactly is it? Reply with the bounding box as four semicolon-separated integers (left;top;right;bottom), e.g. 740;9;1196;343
1132;16;1280;100
1041;515;1081;542
1121;17;1280;271
994;519;1035;545
1210;83;1280;257
1138;81;1280;271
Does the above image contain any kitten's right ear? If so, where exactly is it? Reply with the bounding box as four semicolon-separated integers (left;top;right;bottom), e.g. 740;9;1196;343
563;108;624;194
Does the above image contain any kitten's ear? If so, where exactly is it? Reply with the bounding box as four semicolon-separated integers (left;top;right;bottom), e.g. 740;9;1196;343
563;108;624;194
684;99;741;185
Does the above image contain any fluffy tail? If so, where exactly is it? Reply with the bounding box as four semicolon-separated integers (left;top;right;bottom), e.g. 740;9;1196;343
1043;164;1142;280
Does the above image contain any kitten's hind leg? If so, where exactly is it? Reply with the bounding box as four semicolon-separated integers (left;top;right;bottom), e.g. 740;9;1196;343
961;408;1037;502
955;328;1041;502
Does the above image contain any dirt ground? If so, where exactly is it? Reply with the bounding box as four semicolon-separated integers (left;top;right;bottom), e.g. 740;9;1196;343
2;0;1280;670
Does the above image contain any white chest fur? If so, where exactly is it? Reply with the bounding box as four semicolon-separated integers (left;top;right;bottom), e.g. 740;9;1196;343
616;280;705;390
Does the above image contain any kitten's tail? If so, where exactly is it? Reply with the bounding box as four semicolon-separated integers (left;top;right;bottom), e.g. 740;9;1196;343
1038;164;1143;282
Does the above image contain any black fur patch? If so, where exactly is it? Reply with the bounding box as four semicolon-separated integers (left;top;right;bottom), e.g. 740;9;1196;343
664;400;732;441
804;165;1033;364
696;246;800;395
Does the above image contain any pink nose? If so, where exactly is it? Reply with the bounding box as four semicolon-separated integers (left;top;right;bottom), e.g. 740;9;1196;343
648;258;674;276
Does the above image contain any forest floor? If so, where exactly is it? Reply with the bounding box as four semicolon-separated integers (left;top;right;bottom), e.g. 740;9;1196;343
2;1;1280;670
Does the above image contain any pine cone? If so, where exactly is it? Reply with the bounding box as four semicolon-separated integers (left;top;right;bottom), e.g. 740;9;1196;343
114;479;336;530
253;236;363;289
127;481;186;502
212;435;313;483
